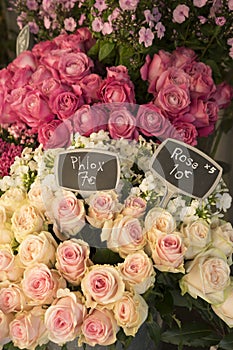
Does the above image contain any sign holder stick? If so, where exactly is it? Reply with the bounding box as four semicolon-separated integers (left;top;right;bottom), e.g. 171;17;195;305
160;187;175;208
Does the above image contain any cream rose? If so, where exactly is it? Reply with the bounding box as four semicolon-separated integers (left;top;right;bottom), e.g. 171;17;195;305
113;291;148;336
0;245;24;282
86;190;122;228
50;190;85;239
56;239;92;285
18;231;58;268
80;308;118;346
45;289;87;345
151;232;186;273
144;207;176;233
28;181;46;212
180;248;231;304
211;220;233;259
0;283;30;314
0;224;14;245
81;265;125;308
0;310;13;348
180;219;211;259
212;284;233;327
101;215;146;258
21;263;66;305
0;205;7;225
0;188;26;215
9;307;48;350
121;196;147;218
11;204;44;243
118;250;155;294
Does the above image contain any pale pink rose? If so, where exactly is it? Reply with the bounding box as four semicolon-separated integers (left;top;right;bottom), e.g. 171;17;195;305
212;286;233;327
108;108;138;140
211;220;233;258
155;84;190;116
0;225;14;245
98;77;136;103
9;307;48;350
173;119;198;145
8;51;37;72
107;65;130;81
136;103;171;139
193;0;208;7
0;187;26;215
45;289;86;344
81;265;125;308
50;190;86;239
0;205;7;225
211;82;233;109
0;245;24;282
145;207;176;234
0;310;13;348
18;231;58;268
58;52;94;84
18;88;53;129
121;195;147;218
86;190;121;228
28;181;47;212
0;284;29;314
72;104;107;137
151;232;186;273
119;0;139;11
42;119;72;150
79;74;103;102
113;291;148;336
49;90;83;120
22;263;66;305
11;204;44;243
180;248;231;304
118;251;155;294
56;239;92;285
81;308;118;346
101;215;146;258
173;5;190;24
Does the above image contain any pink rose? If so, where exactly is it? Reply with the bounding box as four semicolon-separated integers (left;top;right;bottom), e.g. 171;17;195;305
8;51;37;72
0;68;13;88
190;72;216;99
45;290;87;344
86;190;121;228
81;265;125;308
74;27;96;52
41;77;64;98
170;47;197;69
121;195;147;218
49;90;84;120
17;88;53;129
81;308;118;346
173;119;198;145
2;87;28;124
98;77;135;103
9;307;48;350
30;64;59;87
0;284;29;314
56;239;92;285
211;82;233;109
136;103;171;139
101;215;146;258
0;245;23;282
156;67;190;91
106;65;130;80
155;84;190;116
11;66;34;88
54;27;95;53
49;190;86;239
42;119;72;150
188;99;210;128
108;108;138;140
79;74;102;102
22;263;66;305
151;232;186;273
72;104;107;137
0;310;13;348
38;119;62;146
58;52;94;84
32;40;58;59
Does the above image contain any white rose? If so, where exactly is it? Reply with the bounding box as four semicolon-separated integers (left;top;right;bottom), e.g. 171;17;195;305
145;207;176;234
211;220;233;259
212;284;233;327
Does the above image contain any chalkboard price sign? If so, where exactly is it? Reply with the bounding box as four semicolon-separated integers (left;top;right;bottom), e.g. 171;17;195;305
55;149;120;193
150;139;222;205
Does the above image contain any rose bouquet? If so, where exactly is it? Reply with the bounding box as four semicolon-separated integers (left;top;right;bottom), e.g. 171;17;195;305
0;126;233;350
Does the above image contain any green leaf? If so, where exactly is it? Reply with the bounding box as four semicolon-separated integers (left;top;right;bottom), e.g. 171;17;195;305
146;314;161;346
117;329;133;349
92;248;123;265
117;44;134;66
218;332;233;350
155;290;174;316
87;39;100;58
98;42;115;62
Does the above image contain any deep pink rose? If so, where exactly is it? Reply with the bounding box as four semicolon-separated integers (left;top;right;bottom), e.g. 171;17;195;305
18;88;53;128
211;82;233;109
30;64;59;87
49;90;83;120
173;119;198;145
11;66;34;88
185;61;212;76
72;104;107;136
106;65;130;80
54;27;95;53
8;51;37;72
170;47;197;69
79;74;103;102
190;72;216;99
32;40;58;59
189;99;219;129
108;108;138;140
0;68;13;89
0;87;23;124
38;119;62;146
41;77;65;98
156;67;190;91
39;49;71;70
136;103;171;139
58;52;94;84
155;84;190;116
98;77;135;103
43;119;72;149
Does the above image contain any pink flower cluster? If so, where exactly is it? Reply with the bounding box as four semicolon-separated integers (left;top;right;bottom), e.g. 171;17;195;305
0;138;23;178
141;47;233;145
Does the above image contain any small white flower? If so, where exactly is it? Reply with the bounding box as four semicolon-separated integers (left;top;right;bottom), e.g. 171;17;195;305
216;193;232;212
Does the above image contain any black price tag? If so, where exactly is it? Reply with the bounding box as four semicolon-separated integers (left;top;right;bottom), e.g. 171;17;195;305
150;139;222;206
55;149;120;193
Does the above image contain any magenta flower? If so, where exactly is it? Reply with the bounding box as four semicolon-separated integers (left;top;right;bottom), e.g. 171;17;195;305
78;14;86;26
215;16;226;26
173;5;190;24
139;27;154;48
64;17;77;32
102;22;113;35
92;17;104;32
44;16;51;29
94;0;108;12
193;0;208;7
26;0;38;11
152;7;162;22
198;16;207;24
155;22;165;39
227;38;233;46
229;0;233;10
144;10;155;27
119;0;139;11
28;21;39;34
